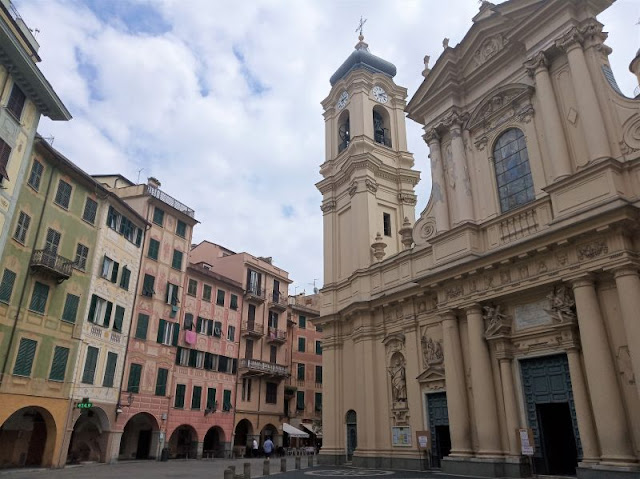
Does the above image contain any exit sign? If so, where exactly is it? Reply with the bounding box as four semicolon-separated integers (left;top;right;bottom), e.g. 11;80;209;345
76;398;92;409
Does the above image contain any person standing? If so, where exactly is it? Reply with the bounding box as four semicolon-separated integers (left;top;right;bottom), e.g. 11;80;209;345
263;436;274;460
252;438;259;458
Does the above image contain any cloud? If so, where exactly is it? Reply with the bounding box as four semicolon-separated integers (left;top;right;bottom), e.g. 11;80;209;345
15;0;638;292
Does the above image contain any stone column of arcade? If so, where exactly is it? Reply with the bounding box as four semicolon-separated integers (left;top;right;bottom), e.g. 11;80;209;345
613;266;640;400
441;312;473;457
424;128;450;232
571;276;636;465
466;306;503;456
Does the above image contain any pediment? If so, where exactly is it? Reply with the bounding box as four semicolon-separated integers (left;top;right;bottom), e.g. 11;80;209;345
416;365;445;384
467;83;534;131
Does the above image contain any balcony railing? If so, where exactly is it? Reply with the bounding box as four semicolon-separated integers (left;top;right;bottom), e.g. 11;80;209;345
266;327;287;343
146;184;195;218
242;321;264;337
269;291;288;311
238;358;289;378
245;287;265;303
30;249;73;282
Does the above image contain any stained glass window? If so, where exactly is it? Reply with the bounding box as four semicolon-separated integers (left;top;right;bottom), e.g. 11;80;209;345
493;128;534;212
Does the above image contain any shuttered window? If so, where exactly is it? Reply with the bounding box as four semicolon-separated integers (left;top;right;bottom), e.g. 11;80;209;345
315;392;322;411
316;341;322;355
316;365;323;384
171;249;183;270
157;319;179;346
74;243;89;270
0;269;16;304
296;391;305;410
13;211;30;243
103;352;117;387
223;389;232;411
142;274;155;297
82;198;98;224
230;294;238;310
27;160;43;191
299;315;306;329
82;346;99;384
155;367;168;396
191;385;202;409
127;363;142;393
135;313;149;340
298;337;306;352
175;383;186;408
203;284;212;301
206;387;217;410
119;267;131;290
13;338;37;376
216;289;225;306
45;228;61;255
176;220;187;238
54;179;72;209
7;84;26;119
297;363;305;381
187;279;197;296
113;305;125;332
148;238;160;260
0;138;11;181
29;281;49;314
61;293;80;323
152;207;164;226
49;346;69;382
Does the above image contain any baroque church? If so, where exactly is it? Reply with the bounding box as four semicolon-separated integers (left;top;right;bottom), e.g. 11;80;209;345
316;0;640;477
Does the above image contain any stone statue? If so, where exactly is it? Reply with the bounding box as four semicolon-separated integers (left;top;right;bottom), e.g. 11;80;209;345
546;285;576;322
422;337;444;367
389;358;407;402
483;304;509;336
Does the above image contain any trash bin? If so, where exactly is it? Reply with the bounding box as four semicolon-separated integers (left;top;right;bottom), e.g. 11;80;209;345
160;447;169;462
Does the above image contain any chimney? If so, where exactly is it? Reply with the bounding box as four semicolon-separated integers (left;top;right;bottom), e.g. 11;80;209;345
147;177;161;188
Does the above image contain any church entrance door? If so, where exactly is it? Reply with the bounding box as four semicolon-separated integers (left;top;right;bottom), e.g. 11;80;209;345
345;410;357;461
426;392;450;468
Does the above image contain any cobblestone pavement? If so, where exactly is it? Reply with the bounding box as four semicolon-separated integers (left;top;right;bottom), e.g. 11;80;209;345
0;457;464;479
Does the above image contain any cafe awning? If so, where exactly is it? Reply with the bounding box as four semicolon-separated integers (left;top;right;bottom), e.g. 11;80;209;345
301;423;323;438
283;423;309;438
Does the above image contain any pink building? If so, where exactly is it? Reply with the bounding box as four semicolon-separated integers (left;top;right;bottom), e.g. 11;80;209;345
166;262;243;458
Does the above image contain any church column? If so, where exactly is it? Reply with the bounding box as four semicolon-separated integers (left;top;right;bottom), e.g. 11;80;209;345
447;116;473;224
466;306;502;456
424;129;450;232
524;52;572;180
566;347;600;463
612;266;640;399
497;356;520;456
441;312;472;456
571;276;636;464
556;29;611;163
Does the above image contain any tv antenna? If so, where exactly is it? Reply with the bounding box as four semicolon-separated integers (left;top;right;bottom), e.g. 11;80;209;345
136;168;144;184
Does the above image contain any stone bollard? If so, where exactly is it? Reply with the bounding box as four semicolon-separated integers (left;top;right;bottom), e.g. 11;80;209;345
307;454;312;467
224;468;234;479
295;456;301;469
263;459;270;476
281;457;287;472
244;462;251;479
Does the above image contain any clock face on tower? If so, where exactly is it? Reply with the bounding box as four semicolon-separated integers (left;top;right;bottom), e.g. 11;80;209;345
337;91;349;110
372;86;388;103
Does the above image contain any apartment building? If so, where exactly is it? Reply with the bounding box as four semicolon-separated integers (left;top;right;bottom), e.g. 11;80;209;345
189;241;292;455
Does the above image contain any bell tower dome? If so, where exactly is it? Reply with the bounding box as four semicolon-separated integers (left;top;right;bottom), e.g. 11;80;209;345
317;33;420;285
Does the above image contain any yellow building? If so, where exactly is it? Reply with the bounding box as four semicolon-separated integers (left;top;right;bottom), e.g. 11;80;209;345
317;1;640;477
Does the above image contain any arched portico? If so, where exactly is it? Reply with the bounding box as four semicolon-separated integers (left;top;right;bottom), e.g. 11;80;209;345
203;426;225;458
67;407;110;463
168;424;198;459
233;419;253;457
118;412;159;460
0;406;57;468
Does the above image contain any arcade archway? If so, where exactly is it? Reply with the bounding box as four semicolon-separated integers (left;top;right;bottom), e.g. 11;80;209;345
168;425;198;459
0;406;56;468
203;426;225;457
118;413;159;460
67;407;110;463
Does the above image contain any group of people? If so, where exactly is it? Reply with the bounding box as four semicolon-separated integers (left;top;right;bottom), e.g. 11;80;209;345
251;437;274;459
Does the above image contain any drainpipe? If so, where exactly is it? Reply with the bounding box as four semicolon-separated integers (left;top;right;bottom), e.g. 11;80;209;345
0;146;54;385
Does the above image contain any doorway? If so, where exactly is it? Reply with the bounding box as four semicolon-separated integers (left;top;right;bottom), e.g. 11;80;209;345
537;403;577;475
345;410;357;461
426;392;450;468
136;430;151;459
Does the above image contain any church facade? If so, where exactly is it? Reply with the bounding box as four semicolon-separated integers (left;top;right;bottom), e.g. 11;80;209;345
316;0;640;477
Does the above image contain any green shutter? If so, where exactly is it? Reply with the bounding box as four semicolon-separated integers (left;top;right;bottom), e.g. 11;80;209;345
136;313;149;339
110;262;119;283
196;316;203;332
113;305;125;332
0;269;16;303
127;363;142;392
296;391;305;410
207;319;214;336
175;384;185;408
82;346;99;384
192;385;202;409
298;337;305;352
207;388;216;409
188;349;197;367
316;365;322;384
299;315;306;329
155;368;168;396
315;392;322;411
29;282;49;314
103;352;117;387
223;389;232;410
61;294;80;323
153;207;164;226
216;289;225;306
230;294;238;310
13;338;37;376
213;321;221;337
120;267;131;290
171;322;180;346
316;341;322;355
172;249;183;270
49;346;69;381
148;239;159;260
88;295;97;323
103;301;113;327
157;319;166;343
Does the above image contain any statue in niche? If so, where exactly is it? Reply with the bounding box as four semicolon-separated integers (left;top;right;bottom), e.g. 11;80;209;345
546;285;576;322
389;357;407;402
483;304;509;336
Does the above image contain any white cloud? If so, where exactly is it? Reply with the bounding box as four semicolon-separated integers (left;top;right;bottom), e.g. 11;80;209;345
16;0;639;292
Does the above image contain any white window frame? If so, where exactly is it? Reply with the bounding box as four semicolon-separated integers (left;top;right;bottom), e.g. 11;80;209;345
167;283;179;305
92;297;108;327
179;347;189;366
101;256;114;278
196;351;205;369
227;325;235;342
160;322;177;346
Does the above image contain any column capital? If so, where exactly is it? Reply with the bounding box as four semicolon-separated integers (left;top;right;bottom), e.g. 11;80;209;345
555;27;584;53
611;265;640;280
524;51;548;77
423;128;440;146
569;273;596;290
439;310;458;322
465;304;483;316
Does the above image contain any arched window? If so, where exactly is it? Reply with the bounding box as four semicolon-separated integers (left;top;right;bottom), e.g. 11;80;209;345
373;107;391;148
493;128;534;212
338;110;350;153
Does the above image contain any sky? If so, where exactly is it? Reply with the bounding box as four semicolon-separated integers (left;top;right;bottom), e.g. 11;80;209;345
14;0;640;294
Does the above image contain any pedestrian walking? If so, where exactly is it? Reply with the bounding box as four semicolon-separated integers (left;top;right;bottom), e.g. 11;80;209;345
263;436;274;460
252;438;259;458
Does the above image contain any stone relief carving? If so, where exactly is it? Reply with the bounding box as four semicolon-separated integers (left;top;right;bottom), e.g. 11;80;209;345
537;261;548;273
320;200;336;213
421;337;444;368
398;193;417;205
483;304;511;337
365;178;378;193
348;181;358;197
545;285;576;323
577;241;608;261
621;116;640;154
556;251;569;266
419;219;436;240
473;35;505;66
500;269;511;284
446;285;463;299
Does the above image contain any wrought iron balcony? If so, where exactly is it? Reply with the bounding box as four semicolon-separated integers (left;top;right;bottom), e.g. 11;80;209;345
244;287;265;303
266;327;287;343
30;249;73;282
268;291;288;311
242;321;264;338
145;184;195;218
238;358;289;378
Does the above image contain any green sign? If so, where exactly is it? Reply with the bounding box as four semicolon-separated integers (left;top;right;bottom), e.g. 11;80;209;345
76;399;92;409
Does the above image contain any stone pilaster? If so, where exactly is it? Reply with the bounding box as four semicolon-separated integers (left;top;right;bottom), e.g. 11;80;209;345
571;276;636;464
446;115;473;224
497;356;520;456
424;128;450;232
524;52;572;180
612;266;640;400
466;305;502;456
441;312;472;456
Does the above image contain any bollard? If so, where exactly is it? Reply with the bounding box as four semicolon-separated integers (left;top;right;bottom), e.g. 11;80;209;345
295;456;301;470
281;457;287;472
244;462;251;479
263;459;270;476
224;468;234;479
307;454;312;467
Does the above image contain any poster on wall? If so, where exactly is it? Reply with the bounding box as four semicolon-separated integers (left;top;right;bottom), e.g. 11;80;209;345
391;426;412;447
415;430;430;450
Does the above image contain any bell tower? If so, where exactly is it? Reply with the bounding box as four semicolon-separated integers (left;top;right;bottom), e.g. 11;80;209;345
317;33;420;285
